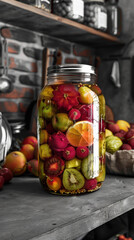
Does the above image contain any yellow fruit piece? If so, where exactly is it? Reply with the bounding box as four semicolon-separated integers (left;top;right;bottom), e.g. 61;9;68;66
66;121;93;147
99;94;105;119
65;158;81;169
116;120;130;132
39;144;52;160
96;164;105;182
40;129;48;144
40;86;54;98
78;86;93;104
105;129;113;138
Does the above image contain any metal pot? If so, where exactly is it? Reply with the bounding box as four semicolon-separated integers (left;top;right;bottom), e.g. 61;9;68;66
0;112;12;165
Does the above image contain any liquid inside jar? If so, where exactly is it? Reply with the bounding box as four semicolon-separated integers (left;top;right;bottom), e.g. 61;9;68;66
38;82;106;195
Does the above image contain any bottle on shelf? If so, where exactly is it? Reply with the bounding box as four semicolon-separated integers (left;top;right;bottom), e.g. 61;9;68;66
105;0;122;36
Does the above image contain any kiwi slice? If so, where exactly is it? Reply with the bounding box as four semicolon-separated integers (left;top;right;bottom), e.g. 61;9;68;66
63;168;85;191
81;154;94;179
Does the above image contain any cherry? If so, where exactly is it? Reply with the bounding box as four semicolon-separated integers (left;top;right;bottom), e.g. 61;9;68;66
0;167;13;183
0;176;4;189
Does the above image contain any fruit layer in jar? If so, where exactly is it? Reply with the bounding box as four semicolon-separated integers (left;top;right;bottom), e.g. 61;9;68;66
38;83;106;195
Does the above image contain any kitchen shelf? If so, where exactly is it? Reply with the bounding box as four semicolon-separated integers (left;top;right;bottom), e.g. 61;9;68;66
0;175;134;240
0;0;123;47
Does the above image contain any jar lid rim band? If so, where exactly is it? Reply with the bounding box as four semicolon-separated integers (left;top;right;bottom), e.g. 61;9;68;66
48;64;95;75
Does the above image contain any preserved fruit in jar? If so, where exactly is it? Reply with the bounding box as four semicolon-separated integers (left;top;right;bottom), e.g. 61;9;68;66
37;64;106;195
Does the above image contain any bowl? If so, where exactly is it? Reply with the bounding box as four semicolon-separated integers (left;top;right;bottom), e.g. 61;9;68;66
106;150;134;176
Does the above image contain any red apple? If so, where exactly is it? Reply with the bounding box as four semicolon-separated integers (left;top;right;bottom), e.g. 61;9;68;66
0;167;13;183
22;136;38;148
20;144;34;161
27;159;39;177
0;176;4;189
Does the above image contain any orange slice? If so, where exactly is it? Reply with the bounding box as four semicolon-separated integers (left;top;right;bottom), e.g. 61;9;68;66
66;121;93;147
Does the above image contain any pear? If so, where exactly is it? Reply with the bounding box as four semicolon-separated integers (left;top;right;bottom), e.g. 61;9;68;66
52;113;73;132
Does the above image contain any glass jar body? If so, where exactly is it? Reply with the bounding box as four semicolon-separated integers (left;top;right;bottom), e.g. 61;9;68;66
16;0;51;12
52;0;84;23
37;65;106;195
84;1;107;31
106;1;122;36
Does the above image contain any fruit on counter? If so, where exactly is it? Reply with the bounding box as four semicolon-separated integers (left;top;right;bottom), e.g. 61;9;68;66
66;121;93;147
63;168;85;191
84;178;97;190
52;113;73;132
125;129;134;140
120;144;132;150
116;120;130;132
127;138;134;149
0;176;4;190
46;176;62;191
107;121;120;134
22;136;38;148
78;86;93;104
106;136;123;154
20;144;34;161
76;146;89;159
52;84;80;111
4;151;27;176
27;159;39;177
63;146;76;161
81;155;94;179
0;167;13;183
105;129;113;138
48;132;68;152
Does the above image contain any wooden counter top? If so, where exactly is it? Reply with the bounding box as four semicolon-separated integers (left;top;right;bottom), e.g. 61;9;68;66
0;175;134;240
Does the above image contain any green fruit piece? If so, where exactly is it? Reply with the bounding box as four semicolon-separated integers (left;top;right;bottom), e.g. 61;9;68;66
81;154;94;180
106;136;123;154
39;144;52;160
63;168;85;191
99;139;106;157
52;113;73;132
99;94;105;119
38;99;46;117
42;104;57;119
39;117;46;129
65;158;81;169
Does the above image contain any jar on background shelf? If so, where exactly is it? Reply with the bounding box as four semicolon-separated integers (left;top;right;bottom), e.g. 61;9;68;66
52;0;84;23
16;0;51;12
84;0;107;31
105;0;122;36
37;64;106;195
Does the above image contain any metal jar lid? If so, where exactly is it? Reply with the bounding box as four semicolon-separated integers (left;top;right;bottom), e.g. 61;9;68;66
84;0;104;3
48;64;95;76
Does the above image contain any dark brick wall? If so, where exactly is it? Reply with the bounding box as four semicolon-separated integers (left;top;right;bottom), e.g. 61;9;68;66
0;23;93;124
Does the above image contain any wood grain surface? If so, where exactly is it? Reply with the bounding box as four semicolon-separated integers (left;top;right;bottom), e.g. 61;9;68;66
0;175;134;240
0;0;123;47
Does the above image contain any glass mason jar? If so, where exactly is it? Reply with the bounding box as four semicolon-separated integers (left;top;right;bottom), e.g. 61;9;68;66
37;64;106;195
84;0;107;31
52;0;84;23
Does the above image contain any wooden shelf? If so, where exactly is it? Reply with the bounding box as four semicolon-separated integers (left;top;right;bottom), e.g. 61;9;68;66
0;0;123;47
0;175;134;240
